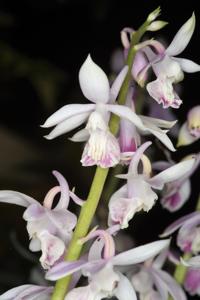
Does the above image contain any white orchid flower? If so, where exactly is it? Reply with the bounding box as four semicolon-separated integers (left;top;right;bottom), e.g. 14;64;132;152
0;171;83;269
137;14;200;109
108;142;196;228
42;55;177;169
46;229;170;300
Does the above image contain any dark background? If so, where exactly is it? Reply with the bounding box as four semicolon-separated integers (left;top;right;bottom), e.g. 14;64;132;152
0;0;199;297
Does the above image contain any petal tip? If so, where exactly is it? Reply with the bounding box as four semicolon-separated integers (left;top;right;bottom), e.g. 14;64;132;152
44;134;53;140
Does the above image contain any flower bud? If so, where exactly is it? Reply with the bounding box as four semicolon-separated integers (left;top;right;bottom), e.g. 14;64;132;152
147;6;161;23
147;20;168;31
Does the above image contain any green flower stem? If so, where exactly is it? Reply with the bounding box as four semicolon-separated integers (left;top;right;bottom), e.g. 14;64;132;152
51;11;154;300
173;194;200;285
174;252;191;284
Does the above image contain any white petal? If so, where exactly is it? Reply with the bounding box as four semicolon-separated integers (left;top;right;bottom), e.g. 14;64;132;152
148;158;195;190
70;129;90;142
173;57;200;73
29;238;41;252
147;126;176;152
0;190;37;207
160;211;200;238
44;112;90;140
140;115;177;129
41;104;95;128
106;104;145;129
154;269;187;300
0;285;32;299
128;141;152;175
64;286;95;300
0;285;52;300
177;122;198;147
114;273;137;300
46;260;88;281
110;66;128;103
166;13;196;56
111;239;170;265
90;263;120;294
79;54;110;103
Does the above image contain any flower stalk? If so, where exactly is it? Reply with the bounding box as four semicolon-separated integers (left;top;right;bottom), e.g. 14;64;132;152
50;10;155;300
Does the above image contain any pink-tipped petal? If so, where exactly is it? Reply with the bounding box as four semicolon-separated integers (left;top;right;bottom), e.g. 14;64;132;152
166;13;196;56
147;78;182;109
81;129;120;168
120;27;134;49
79;54;110;104
128;141;152;175
41;104;95;128
52;171;70;210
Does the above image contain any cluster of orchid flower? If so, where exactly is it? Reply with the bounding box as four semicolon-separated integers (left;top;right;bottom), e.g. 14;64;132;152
0;7;200;300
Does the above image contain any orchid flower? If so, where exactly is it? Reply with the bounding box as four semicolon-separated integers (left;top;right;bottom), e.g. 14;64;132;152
42;55;177;169
161;211;200;253
0;171;83;269
177;105;200;146
0;284;53;300
119;86;178;164
139;14;200;109
46;229;170;300
154;154;200;212
108;141;195;228
131;249;186;300
42;55;129;168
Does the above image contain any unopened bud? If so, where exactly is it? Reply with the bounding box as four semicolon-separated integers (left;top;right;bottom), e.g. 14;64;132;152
147;20;168;32
147;6;161;23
